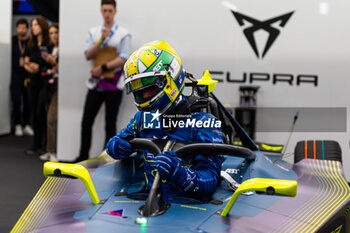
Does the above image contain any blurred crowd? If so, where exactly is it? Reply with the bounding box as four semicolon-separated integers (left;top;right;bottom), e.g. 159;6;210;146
11;17;59;162
11;0;130;163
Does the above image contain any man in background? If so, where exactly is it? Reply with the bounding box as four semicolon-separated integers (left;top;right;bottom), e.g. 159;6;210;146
11;18;34;137
75;0;131;162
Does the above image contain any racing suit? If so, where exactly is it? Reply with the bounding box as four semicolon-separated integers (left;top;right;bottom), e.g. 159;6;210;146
106;106;223;201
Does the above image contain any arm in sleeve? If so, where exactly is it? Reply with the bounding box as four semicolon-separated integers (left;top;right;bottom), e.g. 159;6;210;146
186;115;224;194
106;112;140;159
117;34;131;60
84;31;94;54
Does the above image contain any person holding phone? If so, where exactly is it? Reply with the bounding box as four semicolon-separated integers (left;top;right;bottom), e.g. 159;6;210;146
39;23;60;162
23;17;50;156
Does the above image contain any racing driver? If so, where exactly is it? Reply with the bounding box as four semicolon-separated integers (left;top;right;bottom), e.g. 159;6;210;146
106;40;223;202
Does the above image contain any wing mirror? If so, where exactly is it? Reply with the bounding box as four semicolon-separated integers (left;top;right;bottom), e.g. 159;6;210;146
221;178;297;216
43;162;100;204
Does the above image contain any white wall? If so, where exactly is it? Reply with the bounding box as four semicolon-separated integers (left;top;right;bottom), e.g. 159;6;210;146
0;0;12;134
58;0;136;161
59;0;350;180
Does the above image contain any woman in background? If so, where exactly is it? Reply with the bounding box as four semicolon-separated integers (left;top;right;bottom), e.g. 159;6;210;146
40;23;59;162
23;17;50;155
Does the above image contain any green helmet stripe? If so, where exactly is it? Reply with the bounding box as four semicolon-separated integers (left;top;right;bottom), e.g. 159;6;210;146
147;51;173;72
144;50;163;72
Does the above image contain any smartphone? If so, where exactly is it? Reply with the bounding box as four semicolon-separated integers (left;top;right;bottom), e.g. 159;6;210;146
40;46;48;54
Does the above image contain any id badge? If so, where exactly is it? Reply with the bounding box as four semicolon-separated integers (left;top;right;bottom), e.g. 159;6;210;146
19;57;24;67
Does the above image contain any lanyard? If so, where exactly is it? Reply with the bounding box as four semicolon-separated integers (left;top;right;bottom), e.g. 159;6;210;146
101;24;119;47
18;39;25;56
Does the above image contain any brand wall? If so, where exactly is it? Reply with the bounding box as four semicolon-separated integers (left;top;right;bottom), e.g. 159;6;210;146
59;0;350;179
0;0;12;134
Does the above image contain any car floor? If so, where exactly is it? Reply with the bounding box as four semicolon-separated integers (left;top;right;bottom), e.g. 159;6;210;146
0;134;46;233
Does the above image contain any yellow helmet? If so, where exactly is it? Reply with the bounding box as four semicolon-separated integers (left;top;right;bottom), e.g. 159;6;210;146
124;40;185;113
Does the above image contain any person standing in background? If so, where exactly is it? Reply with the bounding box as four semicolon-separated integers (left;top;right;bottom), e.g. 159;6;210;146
74;0;131;162
10;18;34;137
23;17;50;156
40;23;59;162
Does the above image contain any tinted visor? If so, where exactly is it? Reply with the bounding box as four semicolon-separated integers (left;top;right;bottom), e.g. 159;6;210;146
128;75;167;104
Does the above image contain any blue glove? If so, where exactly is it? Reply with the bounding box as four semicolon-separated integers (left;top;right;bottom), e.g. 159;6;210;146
152;151;199;193
106;136;133;159
152;151;219;195
152;151;181;179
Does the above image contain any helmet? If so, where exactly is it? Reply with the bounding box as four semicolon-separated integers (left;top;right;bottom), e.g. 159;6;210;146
124;40;185;113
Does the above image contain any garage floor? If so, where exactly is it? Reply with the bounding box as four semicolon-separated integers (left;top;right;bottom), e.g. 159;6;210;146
0;134;46;233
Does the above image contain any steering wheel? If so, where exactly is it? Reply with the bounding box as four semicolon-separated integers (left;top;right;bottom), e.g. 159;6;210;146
128;138;256;161
127;138;255;217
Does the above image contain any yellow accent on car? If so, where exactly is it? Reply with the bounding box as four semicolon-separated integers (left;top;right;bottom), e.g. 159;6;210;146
43;162;100;205
260;143;283;151
197;70;218;93
11;177;70;233
221;178;297;216
115;200;140;203
180;205;207;211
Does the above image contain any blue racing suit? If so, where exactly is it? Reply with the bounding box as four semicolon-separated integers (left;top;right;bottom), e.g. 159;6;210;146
106;109;224;201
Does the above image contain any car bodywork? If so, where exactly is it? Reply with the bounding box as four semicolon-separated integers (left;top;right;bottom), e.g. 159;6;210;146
11;75;350;233
11;152;350;233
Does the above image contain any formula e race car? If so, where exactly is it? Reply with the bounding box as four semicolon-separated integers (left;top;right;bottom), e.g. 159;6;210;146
11;72;350;233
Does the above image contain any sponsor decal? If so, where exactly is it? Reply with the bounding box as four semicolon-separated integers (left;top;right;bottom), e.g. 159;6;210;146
224;10;319;87
197;85;209;93
170;89;177;98
331;225;343;233
319;215;347;233
102;209;124;217
209;71;318;86
225;168;239;174
168;58;181;78
231;10;294;59
153;49;161;56
153;60;163;72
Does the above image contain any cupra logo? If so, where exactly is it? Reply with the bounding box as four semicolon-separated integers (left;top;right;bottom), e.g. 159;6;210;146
231;10;294;59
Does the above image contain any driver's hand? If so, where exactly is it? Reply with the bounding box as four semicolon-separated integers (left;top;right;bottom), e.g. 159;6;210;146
152;151;181;179
106;136;133;159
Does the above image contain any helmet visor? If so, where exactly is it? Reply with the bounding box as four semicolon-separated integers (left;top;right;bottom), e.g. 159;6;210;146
125;71;167;94
128;75;167;104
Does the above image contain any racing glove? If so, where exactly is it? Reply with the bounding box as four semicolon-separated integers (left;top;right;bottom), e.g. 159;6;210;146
152;151;219;195
106;136;133;159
